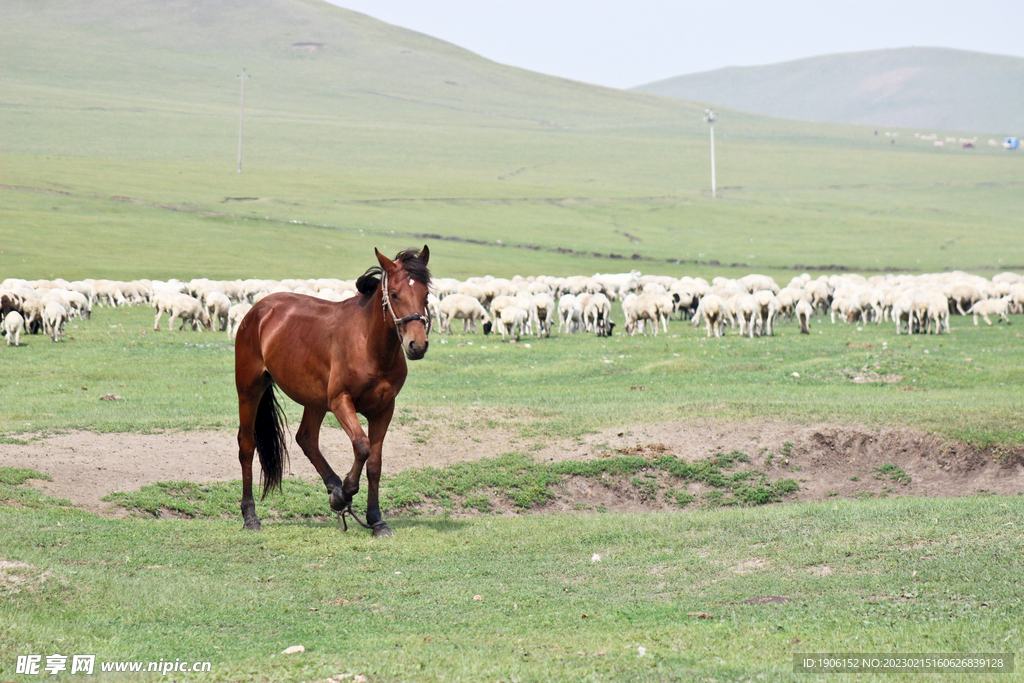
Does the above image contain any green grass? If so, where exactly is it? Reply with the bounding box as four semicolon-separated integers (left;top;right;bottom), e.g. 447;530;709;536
875;463;912;486
2;2;1024;283
1;480;1022;682
2;305;1022;447
0;467;71;509
103;452;800;519
3;5;1023;680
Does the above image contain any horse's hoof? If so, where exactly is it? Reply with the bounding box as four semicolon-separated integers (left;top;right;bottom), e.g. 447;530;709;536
372;523;393;538
243;518;262;531
328;488;349;512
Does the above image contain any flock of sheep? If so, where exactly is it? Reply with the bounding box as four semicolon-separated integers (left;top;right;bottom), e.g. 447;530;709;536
1;269;1021;348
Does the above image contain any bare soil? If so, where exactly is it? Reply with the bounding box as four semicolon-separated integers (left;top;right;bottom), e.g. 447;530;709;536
3;414;1023;518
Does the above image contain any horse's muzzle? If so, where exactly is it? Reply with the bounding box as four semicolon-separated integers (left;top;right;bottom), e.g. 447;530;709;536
405;339;428;360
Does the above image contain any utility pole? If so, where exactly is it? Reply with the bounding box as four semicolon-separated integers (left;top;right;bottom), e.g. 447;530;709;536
704;109;716;198
237;70;249;173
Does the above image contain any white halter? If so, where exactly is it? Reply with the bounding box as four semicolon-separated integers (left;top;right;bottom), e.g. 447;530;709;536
381;269;431;339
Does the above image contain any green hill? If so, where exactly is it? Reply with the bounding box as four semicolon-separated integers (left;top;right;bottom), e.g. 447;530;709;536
1;2;1023;280
634;47;1024;135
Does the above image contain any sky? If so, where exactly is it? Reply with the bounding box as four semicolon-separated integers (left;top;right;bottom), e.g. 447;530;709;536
327;0;1023;89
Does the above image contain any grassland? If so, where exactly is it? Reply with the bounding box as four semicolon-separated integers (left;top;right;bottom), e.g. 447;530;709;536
2;3;1023;680
2;1;1024;283
1;304;1022;448
2;474;1022;682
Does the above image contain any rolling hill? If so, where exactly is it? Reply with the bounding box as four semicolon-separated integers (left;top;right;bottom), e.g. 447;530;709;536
634;47;1024;135
1;2;1022;281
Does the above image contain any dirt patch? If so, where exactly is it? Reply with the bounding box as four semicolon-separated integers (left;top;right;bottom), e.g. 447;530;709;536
2;416;1023;517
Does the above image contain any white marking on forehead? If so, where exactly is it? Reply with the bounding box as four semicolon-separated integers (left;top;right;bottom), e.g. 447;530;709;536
409;278;416;286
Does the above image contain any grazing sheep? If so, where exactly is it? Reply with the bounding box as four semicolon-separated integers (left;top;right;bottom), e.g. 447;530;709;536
929;294;950;335
43;301;67;342
592;271;640;300
204;291;232;332
513;292;539;336
1;292;23;323
623;293;671;336
426;293;441;332
93;280;127;307
969;296;1012;326
497;305;528;341
891;294;914;335
669;287;696;320
693;294;727;338
19;298;44;334
558;294;583;333
4;310;25;346
795;299;813;334
804;280;831;314
456;281;486;303
775;287;798;320
227;302;253;340
153;293;211;331
830;297;856;324
65;290;91;319
313;288;345;303
532;292;555;337
753;290;780;336
734;294;758;338
583;293;613;335
438;294;491;334
946;283;982;316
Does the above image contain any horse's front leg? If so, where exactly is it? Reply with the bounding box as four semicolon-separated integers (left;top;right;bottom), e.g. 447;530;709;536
364;402;395;537
329;393;372;514
294;406;344;504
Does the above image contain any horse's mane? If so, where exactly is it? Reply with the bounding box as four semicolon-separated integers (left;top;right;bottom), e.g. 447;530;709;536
355;248;432;296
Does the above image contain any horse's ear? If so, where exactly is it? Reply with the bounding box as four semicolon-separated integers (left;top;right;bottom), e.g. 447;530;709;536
375;248;395;271
419;245;430;265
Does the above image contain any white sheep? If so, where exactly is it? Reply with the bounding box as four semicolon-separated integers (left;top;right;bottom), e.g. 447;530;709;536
532;292;556;337
734;294;758;337
891;294;914;335
583;293;613;335
497;305;528;341
43;301;67;342
623;292;671;336
204;291;232;332
795;299;813;334
438;294;491;334
227;302;253;340
513;292;539;336
4;310;25;346
558;294;582;333
969;296;1012;326
153;293;211;331
93;280;127;307
753;290;780;336
693;294;727;338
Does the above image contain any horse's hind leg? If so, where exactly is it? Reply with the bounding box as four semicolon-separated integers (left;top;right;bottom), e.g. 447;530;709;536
236;367;270;531
294;406;344;509
237;391;264;530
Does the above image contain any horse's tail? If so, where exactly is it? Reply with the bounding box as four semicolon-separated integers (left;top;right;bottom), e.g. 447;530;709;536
255;379;289;500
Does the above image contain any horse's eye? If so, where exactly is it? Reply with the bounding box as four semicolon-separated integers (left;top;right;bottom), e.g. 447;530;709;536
391;292;399;301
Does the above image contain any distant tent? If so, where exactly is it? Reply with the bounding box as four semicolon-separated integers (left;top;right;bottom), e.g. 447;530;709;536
1004;137;1019;150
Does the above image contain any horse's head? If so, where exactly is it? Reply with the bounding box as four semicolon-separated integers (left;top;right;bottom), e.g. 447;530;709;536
376;245;432;360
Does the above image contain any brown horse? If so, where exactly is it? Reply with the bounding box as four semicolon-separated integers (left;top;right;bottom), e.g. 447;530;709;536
234;246;431;537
